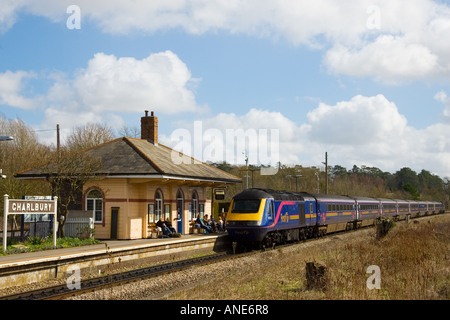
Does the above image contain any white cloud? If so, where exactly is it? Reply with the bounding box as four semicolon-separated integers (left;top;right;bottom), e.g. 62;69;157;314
434;91;450;121
303;95;407;146
324;36;439;84
0;70;40;109
0;51;206;142
0;0;24;33
71;51;206;115
3;0;448;83
162;95;450;177
300;94;450;177
161;108;302;166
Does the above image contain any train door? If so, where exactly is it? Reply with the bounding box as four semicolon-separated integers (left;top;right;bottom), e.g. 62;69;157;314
265;199;274;223
298;202;306;226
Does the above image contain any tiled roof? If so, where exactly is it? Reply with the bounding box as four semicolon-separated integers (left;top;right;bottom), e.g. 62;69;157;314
16;137;241;184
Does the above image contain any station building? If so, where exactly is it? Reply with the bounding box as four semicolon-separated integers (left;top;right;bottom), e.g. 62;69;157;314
16;111;241;239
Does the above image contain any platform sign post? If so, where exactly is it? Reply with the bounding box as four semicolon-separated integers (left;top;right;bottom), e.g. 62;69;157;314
2;195;58;253
2;194;7;253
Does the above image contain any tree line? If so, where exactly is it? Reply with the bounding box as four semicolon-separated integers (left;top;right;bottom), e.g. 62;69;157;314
210;162;450;207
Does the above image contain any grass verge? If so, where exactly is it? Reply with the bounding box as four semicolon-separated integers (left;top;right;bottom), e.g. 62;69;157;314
167;214;450;300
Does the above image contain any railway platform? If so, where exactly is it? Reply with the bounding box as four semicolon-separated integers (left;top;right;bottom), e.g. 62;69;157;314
0;232;231;290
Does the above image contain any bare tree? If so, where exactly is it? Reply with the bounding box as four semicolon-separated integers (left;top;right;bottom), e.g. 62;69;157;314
44;148;104;237
117;124;140;138
1;116;52;229
65;122;115;152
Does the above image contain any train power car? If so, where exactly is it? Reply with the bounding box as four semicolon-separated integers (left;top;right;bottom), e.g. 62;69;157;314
226;189;317;248
226;188;446;249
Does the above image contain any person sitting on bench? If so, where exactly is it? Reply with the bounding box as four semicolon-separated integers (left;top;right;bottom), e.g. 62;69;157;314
195;214;212;233
156;218;173;237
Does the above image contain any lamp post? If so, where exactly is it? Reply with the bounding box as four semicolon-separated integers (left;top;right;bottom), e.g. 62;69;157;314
0;136;14;179
1;136;14;250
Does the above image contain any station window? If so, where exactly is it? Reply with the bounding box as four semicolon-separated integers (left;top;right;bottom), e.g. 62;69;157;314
86;189;103;223
155;190;163;222
191;191;199;220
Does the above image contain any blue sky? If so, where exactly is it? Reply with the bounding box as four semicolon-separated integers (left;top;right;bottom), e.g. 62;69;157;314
1;1;450;178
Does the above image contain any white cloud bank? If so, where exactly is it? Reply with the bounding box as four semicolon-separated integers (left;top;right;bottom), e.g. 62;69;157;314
160;94;450;178
0;50;206;132
3;0;450;83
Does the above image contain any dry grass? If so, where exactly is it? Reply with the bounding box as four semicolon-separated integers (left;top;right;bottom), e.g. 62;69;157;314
166;214;450;300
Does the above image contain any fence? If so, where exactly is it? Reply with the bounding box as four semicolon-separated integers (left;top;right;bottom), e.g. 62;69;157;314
28;217;94;238
63;217;94;238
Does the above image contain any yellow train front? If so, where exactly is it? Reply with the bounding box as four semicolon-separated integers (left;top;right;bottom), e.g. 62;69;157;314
226;188;318;248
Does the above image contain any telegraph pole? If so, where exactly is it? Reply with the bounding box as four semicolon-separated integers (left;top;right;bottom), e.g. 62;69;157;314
325;152;328;194
56;124;60;157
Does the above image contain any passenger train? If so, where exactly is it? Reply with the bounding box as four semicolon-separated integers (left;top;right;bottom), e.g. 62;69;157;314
226;188;446;248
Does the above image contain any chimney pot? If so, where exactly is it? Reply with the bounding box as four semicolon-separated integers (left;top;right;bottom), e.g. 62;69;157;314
141;110;158;144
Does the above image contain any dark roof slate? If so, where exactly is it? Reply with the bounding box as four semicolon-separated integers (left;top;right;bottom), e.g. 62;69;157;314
16;137;241;184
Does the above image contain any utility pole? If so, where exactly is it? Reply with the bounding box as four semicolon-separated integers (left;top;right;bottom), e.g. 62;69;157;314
321;152;328;194
56;124;60;157
325;152;328;194
244;153;248;189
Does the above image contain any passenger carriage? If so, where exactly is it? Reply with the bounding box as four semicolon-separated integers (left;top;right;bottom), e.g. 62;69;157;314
378;198;398;219
314;194;356;233
395;199;410;220
351;197;380;227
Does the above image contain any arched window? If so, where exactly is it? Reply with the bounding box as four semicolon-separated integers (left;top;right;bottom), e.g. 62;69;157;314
155;190;163;222
86;189;103;223
191;191;198;220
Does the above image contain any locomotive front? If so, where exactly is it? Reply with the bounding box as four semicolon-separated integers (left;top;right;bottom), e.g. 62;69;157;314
226;189;274;243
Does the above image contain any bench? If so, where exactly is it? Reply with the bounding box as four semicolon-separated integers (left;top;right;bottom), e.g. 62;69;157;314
189;222;205;234
147;223;162;239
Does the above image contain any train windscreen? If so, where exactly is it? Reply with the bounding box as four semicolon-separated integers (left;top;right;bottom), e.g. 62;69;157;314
231;199;261;213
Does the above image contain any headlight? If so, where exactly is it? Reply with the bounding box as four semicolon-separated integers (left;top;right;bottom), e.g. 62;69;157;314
227;220;262;227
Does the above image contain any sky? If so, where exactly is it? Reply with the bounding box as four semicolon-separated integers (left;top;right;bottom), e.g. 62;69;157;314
0;0;450;178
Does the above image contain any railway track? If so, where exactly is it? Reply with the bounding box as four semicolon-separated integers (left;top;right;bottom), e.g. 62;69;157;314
1;212;446;300
0;251;234;300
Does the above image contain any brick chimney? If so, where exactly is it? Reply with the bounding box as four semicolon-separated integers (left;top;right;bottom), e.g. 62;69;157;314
141;110;158;144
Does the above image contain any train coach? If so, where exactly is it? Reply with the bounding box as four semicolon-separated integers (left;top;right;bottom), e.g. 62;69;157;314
226;188;445;249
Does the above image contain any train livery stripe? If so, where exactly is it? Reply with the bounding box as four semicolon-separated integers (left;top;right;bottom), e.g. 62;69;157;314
266;201;296;228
